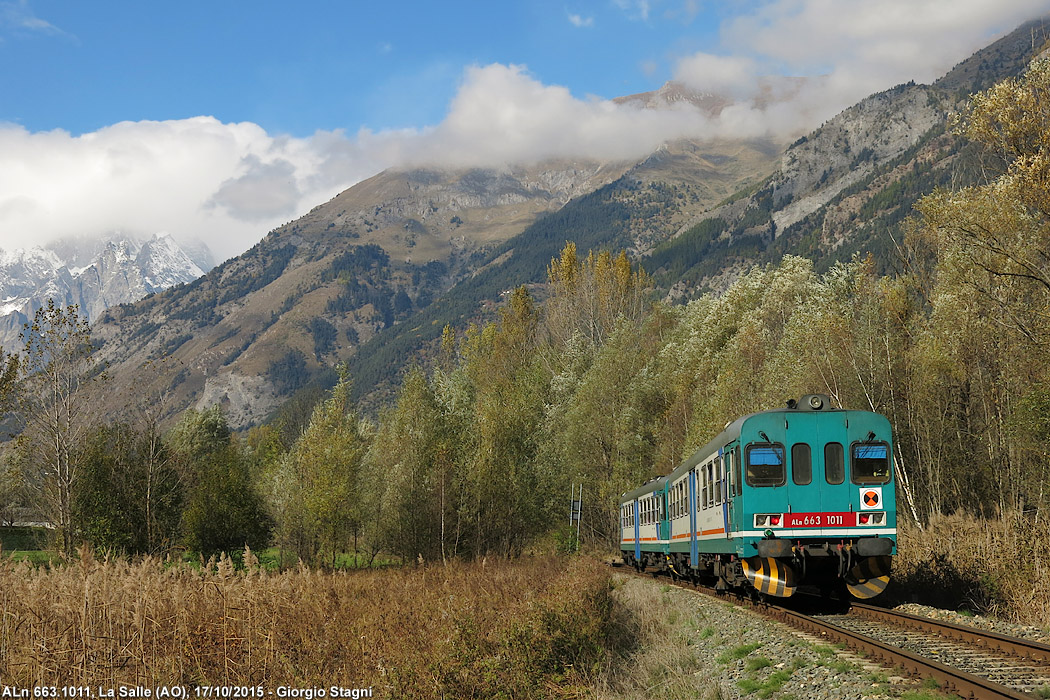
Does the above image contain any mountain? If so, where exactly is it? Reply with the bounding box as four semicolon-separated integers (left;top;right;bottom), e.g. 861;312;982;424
0;233;210;351
87;17;1049;428
644;17;1050;298
90;141;783;427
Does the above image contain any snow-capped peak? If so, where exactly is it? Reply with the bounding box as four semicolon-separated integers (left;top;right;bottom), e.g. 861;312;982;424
0;234;214;349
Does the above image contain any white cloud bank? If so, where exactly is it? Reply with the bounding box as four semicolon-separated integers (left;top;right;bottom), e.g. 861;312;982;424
674;0;1050;137
2;0;1047;262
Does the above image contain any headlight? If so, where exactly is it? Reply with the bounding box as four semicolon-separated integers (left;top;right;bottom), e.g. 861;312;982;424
753;514;783;528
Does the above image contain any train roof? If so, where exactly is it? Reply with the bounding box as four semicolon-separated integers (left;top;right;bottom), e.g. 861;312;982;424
618;395;890;504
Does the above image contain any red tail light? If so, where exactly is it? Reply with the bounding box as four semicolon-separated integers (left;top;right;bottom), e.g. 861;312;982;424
859;514;870;524
770;515;781;526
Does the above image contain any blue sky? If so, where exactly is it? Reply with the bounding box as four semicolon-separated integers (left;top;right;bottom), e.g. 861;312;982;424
1;1;728;136
2;0;1049;261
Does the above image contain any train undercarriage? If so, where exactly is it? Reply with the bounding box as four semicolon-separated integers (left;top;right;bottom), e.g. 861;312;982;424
622;537;893;599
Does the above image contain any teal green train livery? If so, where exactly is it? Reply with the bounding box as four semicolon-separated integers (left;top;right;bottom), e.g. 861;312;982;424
619;395;895;598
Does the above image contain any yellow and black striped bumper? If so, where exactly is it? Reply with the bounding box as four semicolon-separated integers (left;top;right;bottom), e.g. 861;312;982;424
846;555;891;599
743;556;798;597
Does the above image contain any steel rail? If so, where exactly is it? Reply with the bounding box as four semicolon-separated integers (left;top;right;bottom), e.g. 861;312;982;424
762;604;1035;700
849;602;1050;666
616;565;1039;699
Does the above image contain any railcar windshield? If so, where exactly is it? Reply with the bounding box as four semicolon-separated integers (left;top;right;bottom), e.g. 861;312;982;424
852;442;891;484
745;443;786;487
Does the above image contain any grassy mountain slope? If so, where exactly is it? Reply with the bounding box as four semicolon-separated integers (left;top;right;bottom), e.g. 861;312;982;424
91;140;780;427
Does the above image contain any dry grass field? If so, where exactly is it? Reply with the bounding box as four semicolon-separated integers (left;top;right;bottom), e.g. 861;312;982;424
0;550;620;696
893;511;1050;624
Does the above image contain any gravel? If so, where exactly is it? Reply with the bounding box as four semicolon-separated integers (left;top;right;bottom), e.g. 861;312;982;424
609;574;928;700
893;602;1050;645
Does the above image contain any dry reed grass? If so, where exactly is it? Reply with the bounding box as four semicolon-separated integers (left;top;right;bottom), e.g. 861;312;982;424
893;511;1050;624
594;577;719;700
0;549;617;697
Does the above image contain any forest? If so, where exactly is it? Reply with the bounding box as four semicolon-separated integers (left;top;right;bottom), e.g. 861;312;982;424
1;60;1049;605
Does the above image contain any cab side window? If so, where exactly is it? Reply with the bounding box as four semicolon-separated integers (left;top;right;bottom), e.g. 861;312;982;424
852;442;891;484
745;443;786;487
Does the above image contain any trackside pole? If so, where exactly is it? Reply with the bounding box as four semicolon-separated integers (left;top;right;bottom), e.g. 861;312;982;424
569;484;583;552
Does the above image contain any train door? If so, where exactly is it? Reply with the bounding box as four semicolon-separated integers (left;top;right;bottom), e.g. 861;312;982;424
633;498;641;561
784;413;822;516
726;442;742;541
719;450;731;539
688;470;698;568
820;420;852;519
659;487;670;544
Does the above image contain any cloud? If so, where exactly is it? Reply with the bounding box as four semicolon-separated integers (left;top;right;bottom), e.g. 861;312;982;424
0;66;729;263
672;0;1050;136
674;53;759;98
0;0;74;41
406;64;719;166
568;13;594;28
3;3;1048;264
613;0;652;21
208;156;302;222
0;119;379;262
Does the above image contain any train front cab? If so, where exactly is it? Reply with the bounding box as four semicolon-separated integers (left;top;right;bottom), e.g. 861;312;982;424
736;400;896;599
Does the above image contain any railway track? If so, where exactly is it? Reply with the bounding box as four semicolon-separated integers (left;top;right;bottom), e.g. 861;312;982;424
618;564;1050;698
813;603;1050;698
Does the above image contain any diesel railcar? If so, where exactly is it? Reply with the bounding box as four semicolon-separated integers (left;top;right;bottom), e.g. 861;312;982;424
619;394;895;599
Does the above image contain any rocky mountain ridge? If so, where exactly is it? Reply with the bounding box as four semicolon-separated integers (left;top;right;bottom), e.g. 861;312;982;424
0;233;209;350
646;17;1050;298
85;16;1049;428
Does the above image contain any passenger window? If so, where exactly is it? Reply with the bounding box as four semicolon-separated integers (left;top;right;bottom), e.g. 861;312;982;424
695;469;702;512
715;457;723;503
852;442;891;484
701;467;708;509
745;443;786;487
792;443;812;485
825;442;844;484
733;446;742;495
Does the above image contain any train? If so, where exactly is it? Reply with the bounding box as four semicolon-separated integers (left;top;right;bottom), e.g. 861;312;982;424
619;394;895;599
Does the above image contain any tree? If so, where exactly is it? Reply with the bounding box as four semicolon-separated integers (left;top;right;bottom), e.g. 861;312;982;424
458;287;553;556
172;407;269;556
911;57;1050;517
18;301;101;558
73;422;181;555
266;372;367;567
544;242;651;356
364;366;452;563
0;347;21;524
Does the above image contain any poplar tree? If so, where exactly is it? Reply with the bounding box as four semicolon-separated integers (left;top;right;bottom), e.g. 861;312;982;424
18;301;100;558
267;372;366;567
